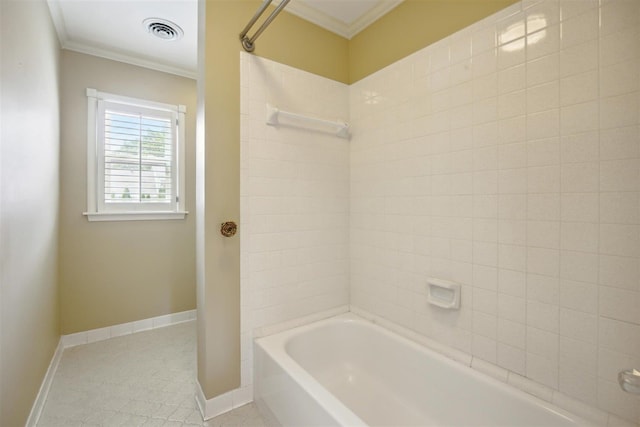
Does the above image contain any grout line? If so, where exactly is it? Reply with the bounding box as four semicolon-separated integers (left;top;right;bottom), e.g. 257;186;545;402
595;1;603;419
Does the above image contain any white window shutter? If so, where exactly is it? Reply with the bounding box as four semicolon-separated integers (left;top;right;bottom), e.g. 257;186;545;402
85;89;187;221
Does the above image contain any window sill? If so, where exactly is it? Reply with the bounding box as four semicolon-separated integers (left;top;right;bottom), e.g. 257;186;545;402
83;211;188;222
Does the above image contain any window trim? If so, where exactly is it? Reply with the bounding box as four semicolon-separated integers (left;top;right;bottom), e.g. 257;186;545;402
84;88;187;222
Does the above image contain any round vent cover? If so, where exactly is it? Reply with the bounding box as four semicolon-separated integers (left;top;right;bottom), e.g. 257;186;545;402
143;18;184;41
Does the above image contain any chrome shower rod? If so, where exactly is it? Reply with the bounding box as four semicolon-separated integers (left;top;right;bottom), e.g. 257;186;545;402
239;0;291;52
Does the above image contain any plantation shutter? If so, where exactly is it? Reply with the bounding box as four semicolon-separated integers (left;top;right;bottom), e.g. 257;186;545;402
98;100;177;211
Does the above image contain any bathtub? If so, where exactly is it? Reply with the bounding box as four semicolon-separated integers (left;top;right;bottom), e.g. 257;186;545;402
254;313;594;426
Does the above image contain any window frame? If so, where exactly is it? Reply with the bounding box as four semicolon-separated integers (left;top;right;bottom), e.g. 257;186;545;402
84;88;187;222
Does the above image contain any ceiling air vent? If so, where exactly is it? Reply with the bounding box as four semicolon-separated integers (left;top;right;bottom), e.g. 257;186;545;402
143;18;184;41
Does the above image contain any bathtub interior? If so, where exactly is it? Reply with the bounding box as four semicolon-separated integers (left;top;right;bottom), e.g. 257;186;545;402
255;315;591;427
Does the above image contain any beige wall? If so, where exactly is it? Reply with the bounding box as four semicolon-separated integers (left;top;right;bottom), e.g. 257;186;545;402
59;51;197;334
0;0;61;425
349;0;519;83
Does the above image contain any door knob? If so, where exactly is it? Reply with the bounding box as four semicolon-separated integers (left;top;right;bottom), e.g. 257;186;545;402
220;221;237;237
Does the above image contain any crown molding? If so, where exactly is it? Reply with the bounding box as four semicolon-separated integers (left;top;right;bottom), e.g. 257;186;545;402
277;0;351;38
348;0;404;38
45;0;196;79
276;0;403;39
46;0;69;46
62;40;197;79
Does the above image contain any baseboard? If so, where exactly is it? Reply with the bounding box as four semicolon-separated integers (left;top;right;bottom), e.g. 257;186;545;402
28;309;197;426
25;338;64;427
195;381;253;421
61;308;196;348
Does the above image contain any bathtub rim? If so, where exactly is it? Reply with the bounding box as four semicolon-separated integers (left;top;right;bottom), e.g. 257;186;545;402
255;311;598;427
255;313;368;426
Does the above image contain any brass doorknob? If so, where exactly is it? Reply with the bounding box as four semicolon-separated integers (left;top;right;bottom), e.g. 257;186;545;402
220;221;237;237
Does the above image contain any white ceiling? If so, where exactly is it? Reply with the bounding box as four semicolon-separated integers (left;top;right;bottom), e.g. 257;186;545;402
47;0;198;78
280;0;403;39
46;0;402;79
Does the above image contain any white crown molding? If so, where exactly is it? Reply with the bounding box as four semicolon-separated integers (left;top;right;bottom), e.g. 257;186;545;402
46;0;69;45
61;40;197;80
45;0;196;79
276;0;404;39
348;0;404;38
278;0;351;38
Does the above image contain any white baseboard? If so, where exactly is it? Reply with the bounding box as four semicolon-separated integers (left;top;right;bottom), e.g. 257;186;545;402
28;309;197;426
25;338;64;427
61;309;196;348
195;381;253;421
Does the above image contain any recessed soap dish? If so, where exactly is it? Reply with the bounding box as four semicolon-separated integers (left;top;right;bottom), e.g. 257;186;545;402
427;278;461;310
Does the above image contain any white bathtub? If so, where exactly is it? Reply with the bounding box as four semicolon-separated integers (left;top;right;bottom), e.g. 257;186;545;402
254;313;594;426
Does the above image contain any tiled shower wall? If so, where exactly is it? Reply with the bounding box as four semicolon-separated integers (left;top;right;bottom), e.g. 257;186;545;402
350;0;639;423
240;53;350;394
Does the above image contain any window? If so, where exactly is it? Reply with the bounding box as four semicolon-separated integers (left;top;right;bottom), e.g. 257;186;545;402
85;88;187;221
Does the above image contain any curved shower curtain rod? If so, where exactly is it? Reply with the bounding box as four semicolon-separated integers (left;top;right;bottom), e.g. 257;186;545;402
239;0;291;52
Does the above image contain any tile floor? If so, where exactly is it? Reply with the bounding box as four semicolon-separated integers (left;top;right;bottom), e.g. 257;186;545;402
37;321;267;427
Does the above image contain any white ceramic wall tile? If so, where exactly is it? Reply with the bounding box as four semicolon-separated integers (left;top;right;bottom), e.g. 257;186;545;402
560;39;598;78
527;193;560;220
560;131;599;163
561;71;599;106
499;232;527;260
527;24;560;60
499;244;527;271
599;255;639;291
599;0;640;36
498;342;526;374
600;126;639;161
559;280;597;313
560;192;599;222
600;286;640;325
560;8;599;49
498;269;527;297
499;194;527;219
560;250;599;284
241;53;350;395
348;0;640;424
527;351;559;389
528;53;560;86
527;220;559;249
560;162;599;192
527;137;560;166
559;307;598;343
